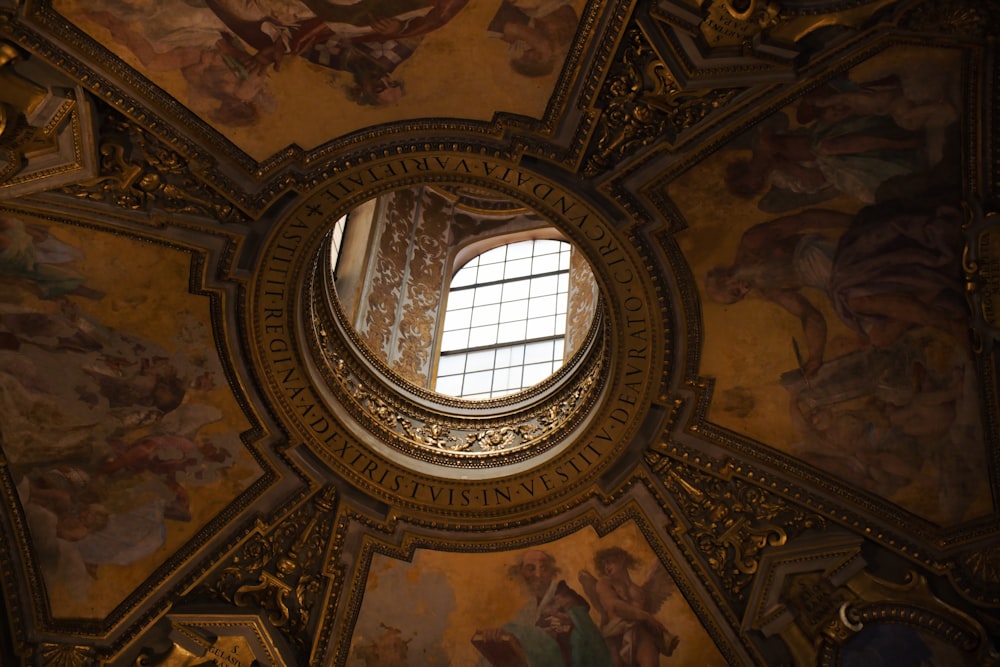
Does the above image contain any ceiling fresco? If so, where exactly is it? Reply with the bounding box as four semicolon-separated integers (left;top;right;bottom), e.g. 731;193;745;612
51;0;588;160
0;213;263;619
347;522;728;666
1;0;999;666
672;43;990;527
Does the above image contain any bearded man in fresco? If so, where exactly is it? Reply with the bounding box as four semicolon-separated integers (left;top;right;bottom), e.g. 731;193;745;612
473;549;612;667
704;200;969;377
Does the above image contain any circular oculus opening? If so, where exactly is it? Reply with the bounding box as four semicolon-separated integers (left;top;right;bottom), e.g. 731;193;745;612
327;185;600;402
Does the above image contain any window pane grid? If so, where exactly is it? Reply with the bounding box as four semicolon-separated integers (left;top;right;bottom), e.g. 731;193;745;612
436;240;572;399
437;337;564;399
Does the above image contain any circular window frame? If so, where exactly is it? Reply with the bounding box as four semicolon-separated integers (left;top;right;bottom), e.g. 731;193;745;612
309;228;609;469
247;149;668;518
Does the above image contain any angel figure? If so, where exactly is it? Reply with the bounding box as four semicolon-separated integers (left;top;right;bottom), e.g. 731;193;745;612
579;547;679;667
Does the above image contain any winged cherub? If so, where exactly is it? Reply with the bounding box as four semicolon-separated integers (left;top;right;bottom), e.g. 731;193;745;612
579;546;680;666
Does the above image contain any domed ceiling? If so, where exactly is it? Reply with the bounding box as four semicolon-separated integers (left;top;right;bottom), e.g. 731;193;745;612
1;0;999;665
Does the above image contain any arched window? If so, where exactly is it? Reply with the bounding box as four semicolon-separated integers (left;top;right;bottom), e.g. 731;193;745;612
434;239;571;399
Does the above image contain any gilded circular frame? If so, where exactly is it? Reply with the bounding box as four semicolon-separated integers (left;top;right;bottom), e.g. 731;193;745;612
248;149;667;519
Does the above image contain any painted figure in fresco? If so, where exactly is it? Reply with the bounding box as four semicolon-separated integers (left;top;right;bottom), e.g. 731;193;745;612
578;547;678;667
473;549;613;667
100;433;231;521
796;75;958;135
79;0;473;110
80;4;274;126
704;200;969;377
0;216;103;300
781;327;982;524
487;0;579;77
0;218;246;599
205;0;470;105
725;74;959;209
724;114;926;205
26;466;109;543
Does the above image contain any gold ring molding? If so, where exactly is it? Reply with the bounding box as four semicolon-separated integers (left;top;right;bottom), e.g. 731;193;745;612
249;149;668;519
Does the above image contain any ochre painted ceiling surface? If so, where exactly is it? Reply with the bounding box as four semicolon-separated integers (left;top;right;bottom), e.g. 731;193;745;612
53;0;586;159
0;1;999;666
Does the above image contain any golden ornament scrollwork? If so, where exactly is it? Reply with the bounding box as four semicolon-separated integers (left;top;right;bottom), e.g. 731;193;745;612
584;27;739;175
310;221;609;464
961;201;1000;353
318;336;603;459
647;453;825;601
190;487;338;660
61;105;248;223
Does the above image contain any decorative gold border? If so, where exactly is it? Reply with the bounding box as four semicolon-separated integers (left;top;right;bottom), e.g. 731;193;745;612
13;0;613;211
248;148;670;518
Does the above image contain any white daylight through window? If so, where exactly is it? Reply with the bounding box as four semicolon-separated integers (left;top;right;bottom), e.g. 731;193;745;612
435;239;571;399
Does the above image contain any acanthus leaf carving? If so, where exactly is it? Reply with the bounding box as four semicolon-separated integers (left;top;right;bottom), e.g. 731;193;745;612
320;339;601;457
60;104;248;223
190;487;338;657
647;453;825;603
584;27;739;175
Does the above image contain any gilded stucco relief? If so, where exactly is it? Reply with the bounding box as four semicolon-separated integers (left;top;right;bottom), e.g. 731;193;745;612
357;188;412;369
564;245;597;362
355;186;449;387
349;184;597;390
393;187;450;385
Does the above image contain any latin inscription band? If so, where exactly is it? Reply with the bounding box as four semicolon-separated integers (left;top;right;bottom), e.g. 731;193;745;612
249;152;664;515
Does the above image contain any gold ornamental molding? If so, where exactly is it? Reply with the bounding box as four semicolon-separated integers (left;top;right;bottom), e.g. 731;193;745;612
964;202;1000;354
248;148;669;520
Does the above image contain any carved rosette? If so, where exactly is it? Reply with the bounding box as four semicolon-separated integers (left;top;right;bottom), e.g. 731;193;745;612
190;487;338;658
647;453;825;602
584;28;739;175
60;104;248;223
962;546;1000;587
